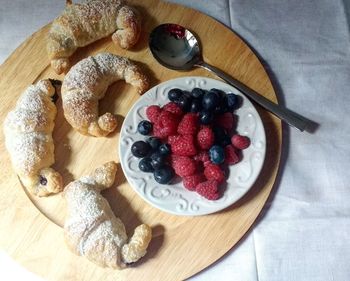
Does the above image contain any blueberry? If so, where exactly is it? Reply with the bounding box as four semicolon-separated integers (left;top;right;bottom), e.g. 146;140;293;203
151;152;166;169
216;95;229;114
190;99;202;113
202;90;220;110
146;137;162;150
209;145;225;164
213;126;225;137
199;110;213;125
183;91;192;98
168;88;183;102
158;143;171;156
227;93;239;111
214;133;230;147
210;88;226;99
153;165;175;184
213;127;230;146
137;120;153;135
138;157;154;173
220;134;231;147
191;88;205;99
214;105;227;115
177;94;192;112
131;141;151;158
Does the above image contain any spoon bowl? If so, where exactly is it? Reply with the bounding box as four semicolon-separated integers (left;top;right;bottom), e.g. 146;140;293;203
149;23;312;131
149;24;201;70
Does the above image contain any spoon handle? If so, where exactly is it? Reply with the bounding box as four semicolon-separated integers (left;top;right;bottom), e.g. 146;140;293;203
197;61;311;131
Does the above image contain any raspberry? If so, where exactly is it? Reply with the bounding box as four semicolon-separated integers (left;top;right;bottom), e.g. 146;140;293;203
197;127;215;150
163;102;183;117
168;134;197;156
231;134;250;150
171;155;197;177
199;124;209;130
153;110;179;139
215;112;235;131
204;163;225;183
169;154;180;166
203;160;212;167
196;180;219;200
224;145;240;165
183;173;204;191
152;125;165;138
177;113;199;135
146;105;162;123
193;150;210;163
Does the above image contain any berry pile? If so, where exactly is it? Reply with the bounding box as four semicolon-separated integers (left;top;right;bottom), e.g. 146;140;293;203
130;87;251;200
131;138;174;184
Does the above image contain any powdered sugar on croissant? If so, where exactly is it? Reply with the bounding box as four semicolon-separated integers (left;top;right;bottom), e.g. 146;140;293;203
64;162;152;268
3;80;63;197
61;53;149;137
47;0;141;74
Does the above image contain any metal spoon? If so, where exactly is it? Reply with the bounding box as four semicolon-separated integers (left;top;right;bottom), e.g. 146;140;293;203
149;23;311;131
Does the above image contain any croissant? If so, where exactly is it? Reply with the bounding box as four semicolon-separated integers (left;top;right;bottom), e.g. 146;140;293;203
47;0;141;74
3;80;63;197
61;52;149;137
64;161;152;268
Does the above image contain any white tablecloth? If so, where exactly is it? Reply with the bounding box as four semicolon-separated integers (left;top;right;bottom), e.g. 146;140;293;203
1;1;350;280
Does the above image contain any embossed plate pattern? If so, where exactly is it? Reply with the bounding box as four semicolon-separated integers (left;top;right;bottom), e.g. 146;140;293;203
119;76;266;216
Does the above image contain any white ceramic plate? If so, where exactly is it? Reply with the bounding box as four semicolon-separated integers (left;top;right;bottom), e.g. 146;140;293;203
119;76;266;216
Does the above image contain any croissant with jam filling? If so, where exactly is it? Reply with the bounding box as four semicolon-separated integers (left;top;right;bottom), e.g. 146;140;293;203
3;79;63;196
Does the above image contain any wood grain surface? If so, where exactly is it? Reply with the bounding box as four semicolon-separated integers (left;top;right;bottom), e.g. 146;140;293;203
0;0;282;280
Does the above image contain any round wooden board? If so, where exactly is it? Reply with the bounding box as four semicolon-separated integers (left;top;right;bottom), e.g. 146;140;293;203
0;1;282;280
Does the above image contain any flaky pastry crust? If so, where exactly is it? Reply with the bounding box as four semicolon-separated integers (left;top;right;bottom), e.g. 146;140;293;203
3;80;63;196
64;162;152;268
61;53;149;137
47;0;141;74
